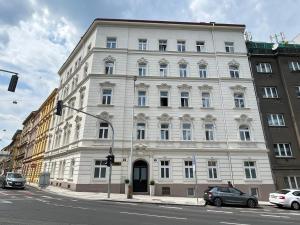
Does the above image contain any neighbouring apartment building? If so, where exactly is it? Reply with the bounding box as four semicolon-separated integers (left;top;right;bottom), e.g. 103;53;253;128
247;42;300;190
23;89;57;183
44;19;274;200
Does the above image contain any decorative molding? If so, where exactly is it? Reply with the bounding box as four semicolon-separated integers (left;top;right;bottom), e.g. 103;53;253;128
235;114;252;124
103;55;115;62
99;81;116;87
135;82;150;89
79;86;86;92
178;58;188;65
156;83;171;89
159;58;169;65
75;116;82;123
230;85;246;92
198;84;213;91
228;59;240;67
63;122;72;129
97;111;113;121
201;114;217;122
134;143;148;150
157;113;172;122
198;59;208;66
179;114;194;121
177;84;192;90
134;113;149;121
137;57;148;64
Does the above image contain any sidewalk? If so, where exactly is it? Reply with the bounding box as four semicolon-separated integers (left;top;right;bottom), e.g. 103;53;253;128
27;183;272;206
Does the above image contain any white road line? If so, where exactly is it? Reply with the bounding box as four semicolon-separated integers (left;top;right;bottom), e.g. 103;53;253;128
120;211;187;220
114;202;138;206
220;222;250;225
260;214;290;219
0;200;12;204
159;206;183;210
0;192;8;195
207;209;233;214
41;195;53;199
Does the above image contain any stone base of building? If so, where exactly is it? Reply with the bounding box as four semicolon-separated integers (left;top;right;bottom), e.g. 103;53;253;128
49;180;274;201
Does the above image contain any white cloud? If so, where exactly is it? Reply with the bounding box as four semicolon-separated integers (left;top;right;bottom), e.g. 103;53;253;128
0;4;78;148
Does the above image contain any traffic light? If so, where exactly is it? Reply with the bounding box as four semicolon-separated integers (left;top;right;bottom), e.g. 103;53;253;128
8;74;19;92
55;100;63;116
105;154;115;167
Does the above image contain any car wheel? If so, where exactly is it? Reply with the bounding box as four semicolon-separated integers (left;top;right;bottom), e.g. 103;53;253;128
247;199;256;208
291;202;300;210
214;198;222;207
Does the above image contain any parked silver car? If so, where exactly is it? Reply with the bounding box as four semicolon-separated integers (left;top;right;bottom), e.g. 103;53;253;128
0;172;26;189
269;189;300;210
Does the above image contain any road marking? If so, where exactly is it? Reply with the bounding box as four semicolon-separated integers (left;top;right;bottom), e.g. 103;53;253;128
207;209;233;214
120;212;187;220
260;214;290;219
159;205;183;210
220;222;250;225
0;200;12;204
114;202;138;206
41;195;53;199
0;192;8;195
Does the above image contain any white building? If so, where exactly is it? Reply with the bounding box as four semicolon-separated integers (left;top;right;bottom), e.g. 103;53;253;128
44;19;274;200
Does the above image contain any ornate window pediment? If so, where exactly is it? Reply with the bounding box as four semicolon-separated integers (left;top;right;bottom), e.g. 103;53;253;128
235;114;252;124
157;83;171;89
228;59;240;67
178;58;188;65
159;58;169;65
134;113;149;121
198;84;213;91
201;114;217;122
99;81;116;87
179;114;194;121
137;57;148;64
177;84;192;90
97;111;113;121
198;59;208;66
103;55;115;62
157;113;172;122
135;83;149;89
230;85;246;92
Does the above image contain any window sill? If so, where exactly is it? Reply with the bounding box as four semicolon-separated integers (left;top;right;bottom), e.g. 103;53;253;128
275;156;295;159
201;107;214;110
262;97;280;100
207;179;222;182
157;179;173;183
135;105;149;108
233;107;250;110
97;104;114;107
178;107;193;109
244;179;262;183
92;179;107;183
268;125;287;128
157;106;171;108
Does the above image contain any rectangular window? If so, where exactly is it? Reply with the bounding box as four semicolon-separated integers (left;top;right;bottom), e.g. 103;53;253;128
182;123;191;141
159;40;167;51
184;160;194;178
250;188;259;198
160;160;170;179
288;61;300;71
284;176;300;189
160;123;169;140
229;65;239;78
138;39;147;51
94;160;106;178
199;65;207;78
244;161;257;179
180;92;189;107
256;63;272;73
177;40;186;52
69;159;75;179
205;124;214;141
234;93;245;108
160;91;168;107
262;87;278;98
187;188;195;197
208;161;218;179
99;122;109;139
202;92;211;108
102;89;112;105
105;62;114;74
179;64;187;77
138;63;147;76
106;37;116;48
239;125;250;141
196;41;205;52
137;123;145;140
225;42;234;53
50;162;56;178
160;64;168;77
138;91;147;106
296;86;300;97
274;143;292;157
267;114;285;126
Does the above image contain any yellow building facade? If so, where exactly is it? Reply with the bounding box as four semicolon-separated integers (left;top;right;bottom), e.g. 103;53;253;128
23;89;57;183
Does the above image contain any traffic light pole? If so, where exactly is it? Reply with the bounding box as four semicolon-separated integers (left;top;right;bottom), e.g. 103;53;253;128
57;104;115;198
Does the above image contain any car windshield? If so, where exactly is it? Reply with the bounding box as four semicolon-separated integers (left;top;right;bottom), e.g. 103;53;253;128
7;173;23;178
276;190;290;194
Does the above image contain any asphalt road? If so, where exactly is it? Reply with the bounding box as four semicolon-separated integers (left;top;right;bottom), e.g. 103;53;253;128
0;186;300;225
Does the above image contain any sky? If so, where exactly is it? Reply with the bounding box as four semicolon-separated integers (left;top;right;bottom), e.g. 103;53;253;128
0;0;299;149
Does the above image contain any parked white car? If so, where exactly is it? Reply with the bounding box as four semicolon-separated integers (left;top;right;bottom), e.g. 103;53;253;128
269;189;300;210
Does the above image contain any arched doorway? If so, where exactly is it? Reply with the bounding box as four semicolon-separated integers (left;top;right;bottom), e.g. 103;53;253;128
133;160;148;193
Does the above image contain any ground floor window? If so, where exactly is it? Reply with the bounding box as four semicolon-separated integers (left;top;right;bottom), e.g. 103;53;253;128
94;160;106;179
284;176;300;189
187;187;195;197
250;187;259;197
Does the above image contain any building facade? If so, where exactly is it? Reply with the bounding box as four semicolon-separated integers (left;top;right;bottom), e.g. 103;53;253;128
247;42;300;190
23;89;57;183
44;19;274;200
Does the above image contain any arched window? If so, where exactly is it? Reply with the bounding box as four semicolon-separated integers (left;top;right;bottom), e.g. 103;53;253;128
239;125;250;141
